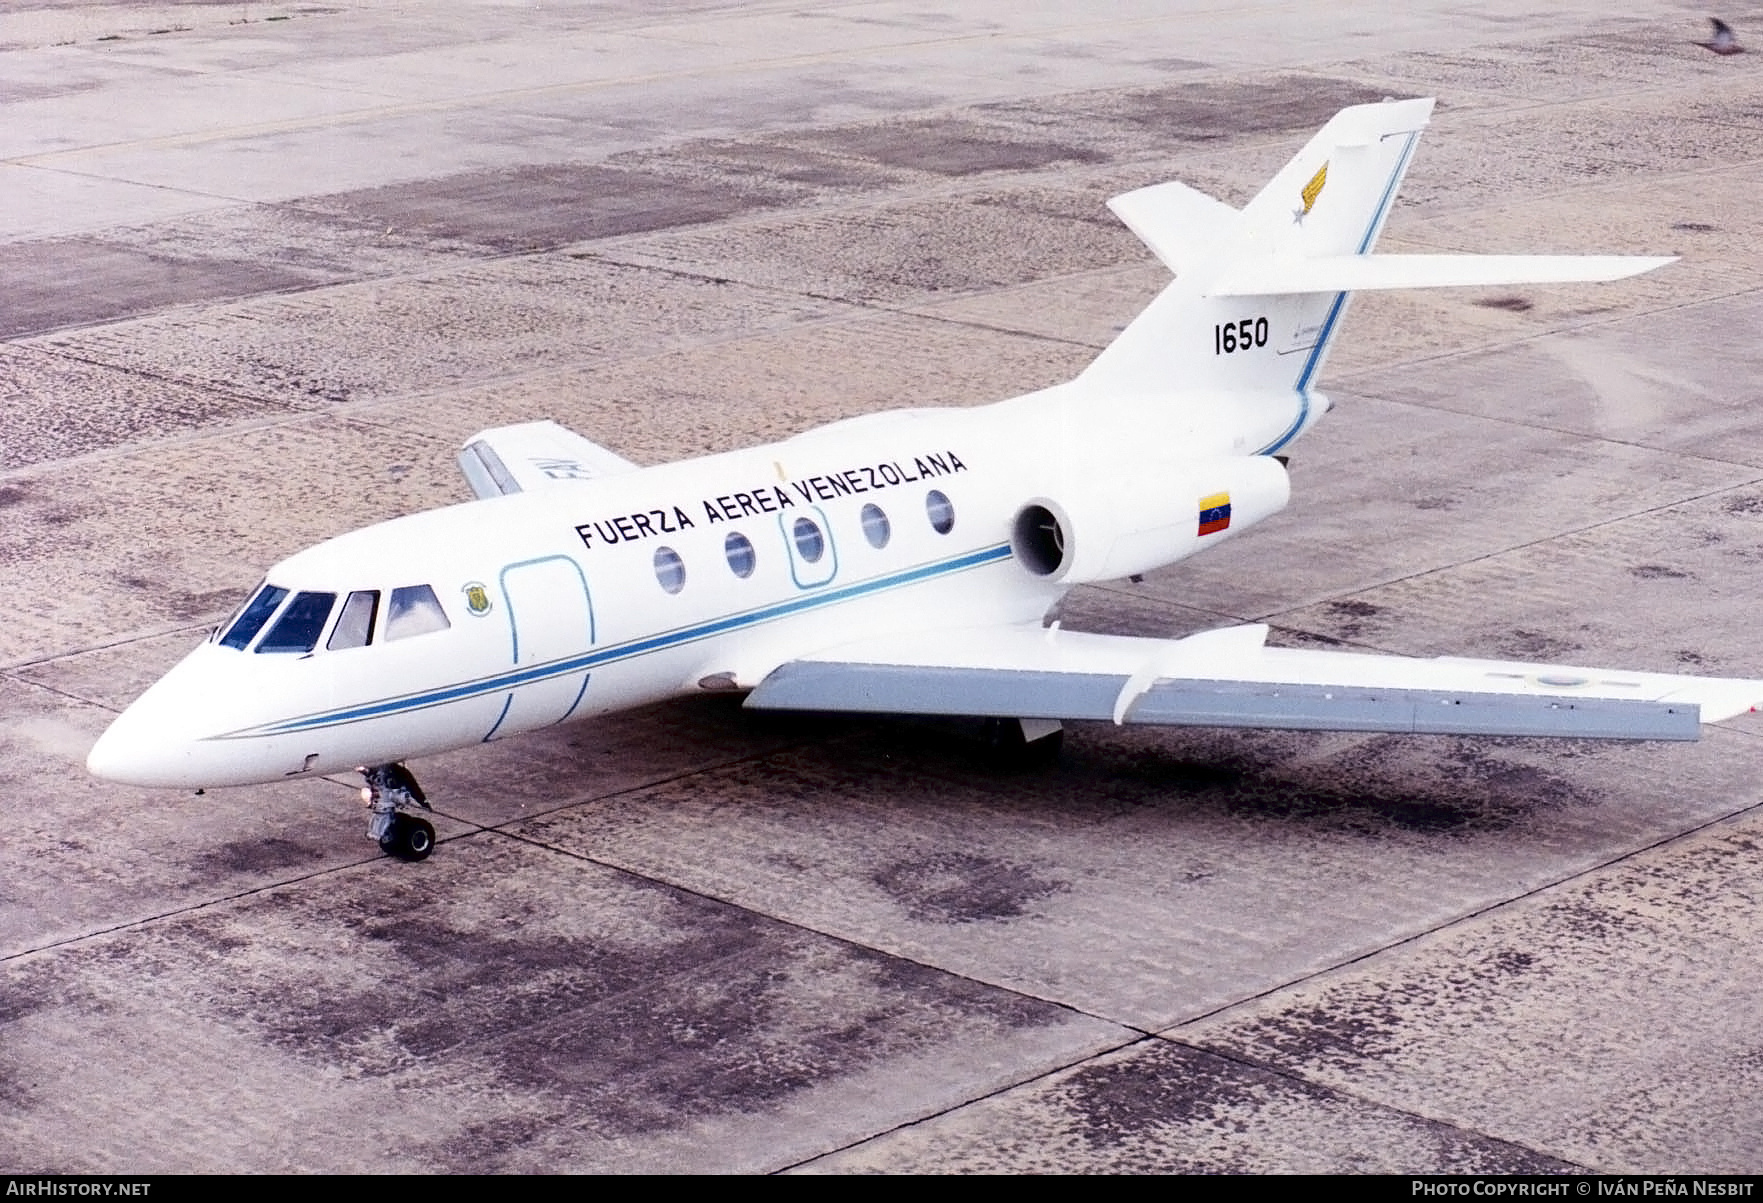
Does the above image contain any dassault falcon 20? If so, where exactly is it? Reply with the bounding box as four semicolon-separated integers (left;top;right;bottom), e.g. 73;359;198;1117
87;98;1763;861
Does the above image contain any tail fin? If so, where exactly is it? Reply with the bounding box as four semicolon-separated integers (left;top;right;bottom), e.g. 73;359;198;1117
1079;98;1434;415
1077;97;1670;454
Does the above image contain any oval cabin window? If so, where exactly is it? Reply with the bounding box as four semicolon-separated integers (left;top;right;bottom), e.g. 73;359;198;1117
724;531;756;579
792;517;826;563
860;503;891;549
925;489;955;535
653;546;687;594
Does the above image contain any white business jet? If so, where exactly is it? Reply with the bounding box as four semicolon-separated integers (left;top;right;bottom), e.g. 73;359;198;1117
87;98;1763;861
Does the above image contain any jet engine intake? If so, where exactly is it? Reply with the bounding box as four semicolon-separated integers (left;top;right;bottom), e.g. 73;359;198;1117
1009;454;1289;585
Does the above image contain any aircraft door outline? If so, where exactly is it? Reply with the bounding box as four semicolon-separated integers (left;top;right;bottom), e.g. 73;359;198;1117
779;505;838;589
486;554;596;739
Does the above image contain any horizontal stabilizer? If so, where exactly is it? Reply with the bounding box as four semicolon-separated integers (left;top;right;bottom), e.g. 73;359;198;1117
1107;181;1242;276
745;624;1763;741
458;420;639;499
1205;253;1675;297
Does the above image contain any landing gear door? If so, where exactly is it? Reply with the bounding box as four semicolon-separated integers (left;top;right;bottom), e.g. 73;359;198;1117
488;555;594;739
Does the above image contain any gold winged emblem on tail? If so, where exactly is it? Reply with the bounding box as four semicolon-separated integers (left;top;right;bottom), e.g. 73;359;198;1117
1296;161;1327;221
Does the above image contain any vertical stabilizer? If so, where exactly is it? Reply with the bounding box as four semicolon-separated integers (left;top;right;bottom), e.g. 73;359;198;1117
1076;98;1434;452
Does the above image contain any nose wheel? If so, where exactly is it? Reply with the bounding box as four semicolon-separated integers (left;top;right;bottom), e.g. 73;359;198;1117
361;763;435;862
379;813;436;861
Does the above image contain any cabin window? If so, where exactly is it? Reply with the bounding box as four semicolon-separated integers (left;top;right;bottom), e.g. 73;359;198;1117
925;489;955;535
860;503;891;549
724;532;756;579
326;590;380;650
220;584;288;650
257;591;338;654
385;585;451;640
654;546;686;594
792;516;825;563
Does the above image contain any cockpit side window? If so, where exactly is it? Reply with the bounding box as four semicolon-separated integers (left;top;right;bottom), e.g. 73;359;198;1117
326;590;380;651
220;584;289;650
257;591;337;654
385;585;451;640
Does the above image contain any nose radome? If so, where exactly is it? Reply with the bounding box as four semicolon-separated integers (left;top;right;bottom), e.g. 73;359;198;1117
87;704;176;787
86;641;322;789
87;712;138;784
86;724;126;782
86;651;232;788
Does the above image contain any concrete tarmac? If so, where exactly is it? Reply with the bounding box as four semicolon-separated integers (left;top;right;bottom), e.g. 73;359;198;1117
5;0;1763;1174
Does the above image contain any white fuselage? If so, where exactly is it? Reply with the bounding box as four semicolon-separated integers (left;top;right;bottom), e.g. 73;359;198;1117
85;381;1302;789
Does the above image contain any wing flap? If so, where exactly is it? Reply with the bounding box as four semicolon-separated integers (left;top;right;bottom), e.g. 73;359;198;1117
750;662;1700;740
458;420;639;499
744;624;1761;741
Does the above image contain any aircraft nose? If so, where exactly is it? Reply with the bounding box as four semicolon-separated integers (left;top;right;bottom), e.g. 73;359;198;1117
86;723;125;782
87;703;180;787
86;651;231;788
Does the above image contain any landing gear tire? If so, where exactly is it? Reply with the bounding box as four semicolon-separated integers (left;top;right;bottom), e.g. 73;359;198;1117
380;814;435;862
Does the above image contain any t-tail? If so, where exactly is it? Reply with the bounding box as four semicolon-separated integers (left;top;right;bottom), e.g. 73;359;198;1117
1075;97;1673;455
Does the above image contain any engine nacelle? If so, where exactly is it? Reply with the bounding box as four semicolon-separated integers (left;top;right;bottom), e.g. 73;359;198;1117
1010;454;1289;585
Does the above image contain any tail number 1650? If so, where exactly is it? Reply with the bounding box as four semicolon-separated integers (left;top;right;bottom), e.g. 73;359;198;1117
1214;317;1269;354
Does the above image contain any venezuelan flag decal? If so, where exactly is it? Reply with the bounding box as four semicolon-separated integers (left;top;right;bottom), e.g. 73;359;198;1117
1198;492;1232;536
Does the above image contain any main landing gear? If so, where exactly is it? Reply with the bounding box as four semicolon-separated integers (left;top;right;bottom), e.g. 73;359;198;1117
361;763;435;862
981;717;1065;769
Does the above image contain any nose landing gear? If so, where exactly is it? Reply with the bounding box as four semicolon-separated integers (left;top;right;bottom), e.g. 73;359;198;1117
361;763;435;862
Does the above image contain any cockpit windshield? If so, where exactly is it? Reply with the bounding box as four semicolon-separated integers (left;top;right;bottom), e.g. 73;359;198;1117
257;591;337;654
219;584;288;650
216;581;450;653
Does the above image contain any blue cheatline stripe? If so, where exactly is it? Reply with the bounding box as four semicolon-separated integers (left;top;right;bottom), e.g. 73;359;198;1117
220;542;1015;739
1256;129;1420;457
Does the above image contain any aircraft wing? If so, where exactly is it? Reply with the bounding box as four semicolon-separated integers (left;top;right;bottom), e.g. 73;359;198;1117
457;420;640;499
744;623;1763;740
